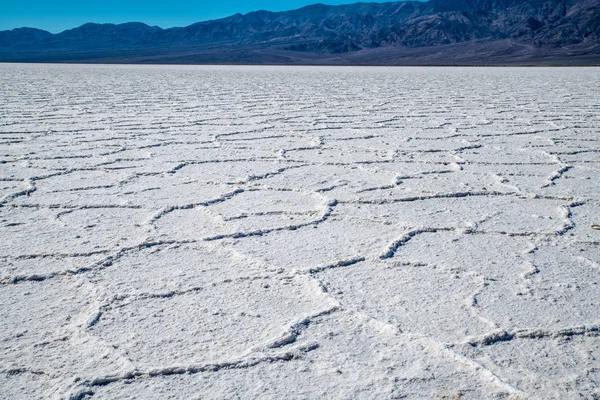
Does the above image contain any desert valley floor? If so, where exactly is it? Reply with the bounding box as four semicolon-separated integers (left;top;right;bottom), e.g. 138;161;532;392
1;64;599;399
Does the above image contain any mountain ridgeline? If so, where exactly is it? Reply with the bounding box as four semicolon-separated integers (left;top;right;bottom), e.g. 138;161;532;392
1;0;599;65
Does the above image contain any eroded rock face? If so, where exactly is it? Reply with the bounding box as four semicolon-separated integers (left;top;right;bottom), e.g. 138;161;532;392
0;64;599;399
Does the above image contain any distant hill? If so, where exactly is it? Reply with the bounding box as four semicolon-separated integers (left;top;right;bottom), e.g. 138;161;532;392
1;0;599;65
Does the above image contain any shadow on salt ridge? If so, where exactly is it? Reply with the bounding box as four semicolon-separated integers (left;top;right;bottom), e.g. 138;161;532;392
284;147;393;164
0;181;25;199
260;164;396;202
560;151;600;164
129;143;278;163
117;174;235;208
87;243;271;298
208;188;326;220
0;278;129;396
394;233;600;332
1;253;107;282
0;161;66;181
475;242;600;330
174;160;292;185
22;154;120;171
335;137;481;154
460;163;560;193
90;313;512;400
343;196;566;235
355;173;515;202
97;158;190;175
319;259;492;343
91;276;330;367
221;133;315;151
0;207;148;259
388;232;530;280
455;330;600;399
13;169;131;207
541;166;600;202
216;218;402;272
568;200;600;241
459;146;559;165
0;138;122;166
153;190;329;241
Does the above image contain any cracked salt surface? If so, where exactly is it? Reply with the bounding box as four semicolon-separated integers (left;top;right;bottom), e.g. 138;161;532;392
1;64;599;399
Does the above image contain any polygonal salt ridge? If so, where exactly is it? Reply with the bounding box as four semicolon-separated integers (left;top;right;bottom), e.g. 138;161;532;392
0;181;30;201
24;169;130;193
0;206;149;259
366;157;462;177
206;186;331;218
1;140;119;165
213;214;398;274
454;327;600;399
0;252;109;284
88;273;335;369
459;145;561;165
114;173;237;208
92;157;187;176
0;177;35;206
1;65;599;400
328;132;480;153
459;239;600;332
217;130;316;150
169;159;295;185
152;187;337;243
131;142;279;164
319;258;495;343
257;162;397;198
559;149;600;164
340;195;572;236
460;162;559;178
355;171;518;201
84;312;517;400
379;230;532;278
0;277;94;346
0;276;134;396
84;241;277;300
539;165;600;201
11;170;134;208
284;146;398;165
472;132;554;147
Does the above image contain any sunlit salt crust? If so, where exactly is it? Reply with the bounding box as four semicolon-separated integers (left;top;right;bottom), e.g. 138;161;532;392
1;64;599;399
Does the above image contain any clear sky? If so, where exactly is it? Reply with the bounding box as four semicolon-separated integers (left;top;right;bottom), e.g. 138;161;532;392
0;0;366;33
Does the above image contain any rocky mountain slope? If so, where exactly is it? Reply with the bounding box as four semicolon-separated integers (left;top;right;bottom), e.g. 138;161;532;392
1;0;599;65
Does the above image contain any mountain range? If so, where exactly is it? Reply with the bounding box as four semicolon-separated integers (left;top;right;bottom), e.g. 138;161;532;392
1;0;599;65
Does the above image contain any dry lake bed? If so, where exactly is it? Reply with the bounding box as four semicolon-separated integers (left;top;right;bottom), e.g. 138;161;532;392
1;64;599;399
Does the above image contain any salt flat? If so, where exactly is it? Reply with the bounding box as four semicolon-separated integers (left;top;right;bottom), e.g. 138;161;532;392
0;64;599;400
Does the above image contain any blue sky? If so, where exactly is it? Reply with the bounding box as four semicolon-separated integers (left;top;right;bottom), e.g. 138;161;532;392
0;0;364;33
